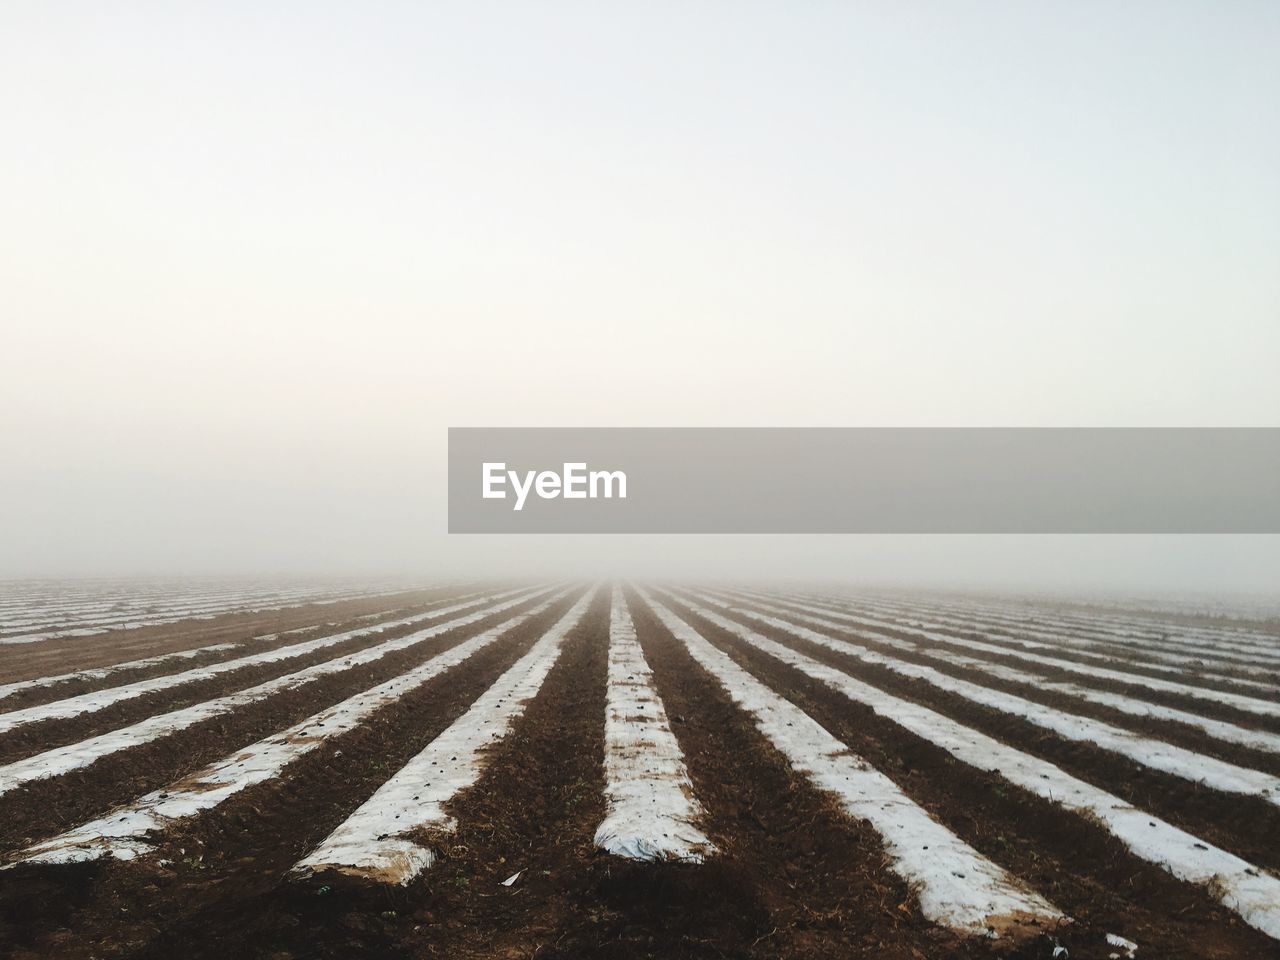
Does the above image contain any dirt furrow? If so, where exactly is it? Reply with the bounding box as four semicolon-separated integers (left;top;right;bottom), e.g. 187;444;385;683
630;590;1062;959
0;591;587;960
0;585;488;683
125;586;609;960
0;595;488;713
659;592;1279;960
726;595;1280;778
0;592;561;853
793;606;1280;734
797;597;1280;702
0;592;540;764
707;595;1280;874
842;598;1280;675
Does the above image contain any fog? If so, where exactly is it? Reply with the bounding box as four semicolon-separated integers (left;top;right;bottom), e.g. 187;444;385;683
2;3;1277;595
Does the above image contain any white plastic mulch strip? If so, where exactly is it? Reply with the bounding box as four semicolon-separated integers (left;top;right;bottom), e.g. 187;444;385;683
830;594;1280;661
848;599;1280;675
0;588;363;643
0;581;353;621
0;588;328;630
917;607;1280;673
0;585;421;643
0;588;556;795
0;581;424;630
757;593;1280;694
0;598;470;702
0;644;239;704
742;599;1280;757
743;594;1280;721
753;595;1280;757
917;596;1280;651
254;612;394;642
594;587;713;862
1027;683;1280;755
841;592;1209;643
11;591;574;866
791;594;1224;663
695;593;1280;808
0;588;330;633
0;589;517;734
638;591;1063;940
672;595;1280;941
1106;932;1139;957
293;593;595;885
834;596;1280;681
0;589;469;661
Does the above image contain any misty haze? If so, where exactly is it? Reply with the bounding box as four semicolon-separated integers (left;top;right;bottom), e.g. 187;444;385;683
2;2;1278;958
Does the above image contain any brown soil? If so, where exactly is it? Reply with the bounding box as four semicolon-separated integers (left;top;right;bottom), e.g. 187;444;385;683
704;594;1280;873
0;591;541;765
0;593;487;713
777;596;1280;733
823;590;1280;637
0;590;562;852
860;606;1280;687
659;592;1280;960
0;590;586;959
0;585;496;684
0;586;1276;960
742;597;1280;776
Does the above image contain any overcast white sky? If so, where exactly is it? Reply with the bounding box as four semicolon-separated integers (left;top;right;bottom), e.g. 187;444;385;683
1;2;1277;592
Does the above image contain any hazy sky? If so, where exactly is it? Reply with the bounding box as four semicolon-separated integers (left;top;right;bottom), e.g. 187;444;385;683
2;3;1277;592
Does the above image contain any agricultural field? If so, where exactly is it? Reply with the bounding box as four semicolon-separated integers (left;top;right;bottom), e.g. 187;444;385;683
0;582;1278;959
